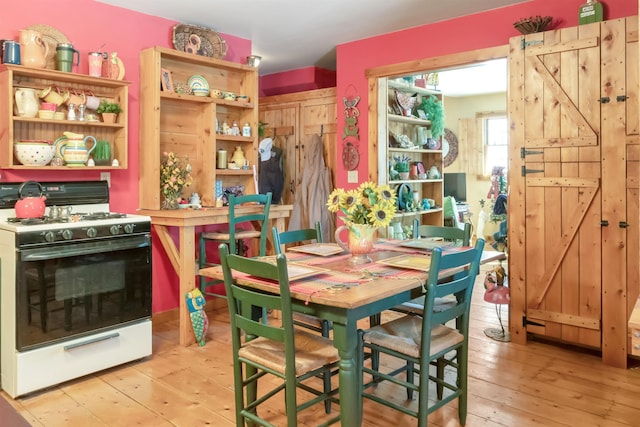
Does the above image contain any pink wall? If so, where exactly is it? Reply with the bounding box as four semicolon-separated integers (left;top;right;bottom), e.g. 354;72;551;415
1;0;636;314
0;0;251;313
260;66;336;96
334;0;637;190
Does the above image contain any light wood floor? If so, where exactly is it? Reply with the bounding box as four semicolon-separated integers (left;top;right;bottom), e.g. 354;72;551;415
5;262;640;426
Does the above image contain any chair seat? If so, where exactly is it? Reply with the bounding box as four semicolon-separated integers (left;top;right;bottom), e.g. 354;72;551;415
363;316;463;359
293;312;329;331
239;328;339;376
391;295;457;315
202;229;262;241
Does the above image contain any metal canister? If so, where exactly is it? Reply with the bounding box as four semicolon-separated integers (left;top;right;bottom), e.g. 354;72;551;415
217;149;227;169
88;51;106;77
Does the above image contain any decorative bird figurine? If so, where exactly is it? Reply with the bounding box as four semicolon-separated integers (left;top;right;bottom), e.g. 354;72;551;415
185;288;209;346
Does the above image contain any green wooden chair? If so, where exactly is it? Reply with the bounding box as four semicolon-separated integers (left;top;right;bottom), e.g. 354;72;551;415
358;239;485;426
198;193;272;311
272;223;335;414
389;220;472;316
218;244;340;427
272;223;330;336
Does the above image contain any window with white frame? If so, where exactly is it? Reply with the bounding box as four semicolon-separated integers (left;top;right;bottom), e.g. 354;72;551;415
480;113;508;176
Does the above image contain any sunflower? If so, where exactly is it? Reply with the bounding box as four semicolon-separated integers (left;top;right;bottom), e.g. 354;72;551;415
326;181;397;228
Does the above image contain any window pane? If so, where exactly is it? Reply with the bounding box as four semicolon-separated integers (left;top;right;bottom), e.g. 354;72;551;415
484;116;508;175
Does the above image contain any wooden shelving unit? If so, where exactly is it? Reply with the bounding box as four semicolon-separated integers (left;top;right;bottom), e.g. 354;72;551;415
377;77;444;231
0;65;129;170
138;46;259;209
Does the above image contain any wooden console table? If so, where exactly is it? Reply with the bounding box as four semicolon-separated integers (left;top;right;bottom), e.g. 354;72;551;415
139;205;293;346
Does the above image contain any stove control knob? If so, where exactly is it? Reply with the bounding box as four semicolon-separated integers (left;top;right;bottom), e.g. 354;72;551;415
86;227;97;238
44;231;56;242
61;229;73;240
110;225;121;235
124;223;135;234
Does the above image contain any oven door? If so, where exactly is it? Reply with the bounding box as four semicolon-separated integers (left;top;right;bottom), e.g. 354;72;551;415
15;234;152;351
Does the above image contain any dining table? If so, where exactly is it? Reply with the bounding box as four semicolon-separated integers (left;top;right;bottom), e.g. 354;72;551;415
200;239;506;426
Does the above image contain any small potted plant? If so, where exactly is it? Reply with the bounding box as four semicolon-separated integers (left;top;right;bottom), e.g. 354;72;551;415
96;99;122;123
92;139;112;166
393;155;411;180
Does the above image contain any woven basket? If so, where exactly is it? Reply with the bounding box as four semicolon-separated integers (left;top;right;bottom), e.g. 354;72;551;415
514;16;552;35
172;24;228;59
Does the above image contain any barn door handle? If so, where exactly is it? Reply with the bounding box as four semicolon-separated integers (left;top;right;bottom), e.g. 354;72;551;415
598;97;610;103
619;222;628;228
601;220;609;227
617;95;628;102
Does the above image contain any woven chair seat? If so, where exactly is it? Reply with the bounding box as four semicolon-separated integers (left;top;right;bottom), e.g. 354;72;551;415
293;312;327;330
392;295;457;315
239;329;338;376
363;318;463;358
202;229;262;241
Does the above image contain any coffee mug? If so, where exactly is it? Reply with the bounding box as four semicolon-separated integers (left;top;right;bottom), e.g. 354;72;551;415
85;93;100;110
39;86;65;106
56;43;79;72
3;40;20;65
88;52;105;77
67;89;86;106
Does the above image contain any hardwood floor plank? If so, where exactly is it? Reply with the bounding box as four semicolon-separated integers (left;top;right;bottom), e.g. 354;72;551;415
5;271;640;426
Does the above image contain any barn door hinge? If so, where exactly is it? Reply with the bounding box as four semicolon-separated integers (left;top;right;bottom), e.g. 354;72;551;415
520;147;543;158
617;95;628;102
520;39;543;49
521;166;544;176
523;316;545;327
598;97;610;103
619;222;628;228
601;220;609;226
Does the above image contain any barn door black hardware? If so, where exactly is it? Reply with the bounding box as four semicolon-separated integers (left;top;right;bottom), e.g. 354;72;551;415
521;166;544;176
520;147;543;158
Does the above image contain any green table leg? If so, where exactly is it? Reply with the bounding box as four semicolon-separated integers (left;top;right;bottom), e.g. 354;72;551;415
331;318;362;427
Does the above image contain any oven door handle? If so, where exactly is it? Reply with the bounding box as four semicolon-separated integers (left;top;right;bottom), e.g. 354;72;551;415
20;235;150;261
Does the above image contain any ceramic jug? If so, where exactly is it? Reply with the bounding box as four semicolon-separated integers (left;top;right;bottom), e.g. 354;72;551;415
14;88;39;118
19;29;48;68
231;146;246;165
56;132;96;166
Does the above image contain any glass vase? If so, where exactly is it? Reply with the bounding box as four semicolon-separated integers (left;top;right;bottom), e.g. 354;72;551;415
162;193;180;209
335;223;377;264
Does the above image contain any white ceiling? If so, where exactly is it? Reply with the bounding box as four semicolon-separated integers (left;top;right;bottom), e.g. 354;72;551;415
97;0;526;77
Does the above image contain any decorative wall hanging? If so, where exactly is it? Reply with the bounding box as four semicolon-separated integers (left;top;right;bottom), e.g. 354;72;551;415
442;128;459;168
342;138;360;171
172;24;228;59
342;84;361;171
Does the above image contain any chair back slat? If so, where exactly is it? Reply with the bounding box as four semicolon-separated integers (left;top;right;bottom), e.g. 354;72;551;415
219;244;294;346
228;193;272;256
422;239;484;338
413;220;471;246
272;222;323;254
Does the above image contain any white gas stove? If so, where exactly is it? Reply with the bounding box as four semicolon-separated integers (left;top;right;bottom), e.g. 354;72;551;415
0;181;153;398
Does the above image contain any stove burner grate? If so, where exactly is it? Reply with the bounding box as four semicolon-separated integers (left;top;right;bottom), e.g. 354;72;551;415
6;212;128;226
7;217;70;225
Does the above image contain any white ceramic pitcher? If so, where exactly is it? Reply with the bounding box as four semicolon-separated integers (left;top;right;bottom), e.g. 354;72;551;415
14;88;39;118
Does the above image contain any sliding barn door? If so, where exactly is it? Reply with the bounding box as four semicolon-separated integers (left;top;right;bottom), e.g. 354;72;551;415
509;18;638;367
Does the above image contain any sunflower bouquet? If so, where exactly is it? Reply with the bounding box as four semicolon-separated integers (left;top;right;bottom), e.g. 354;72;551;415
326;181;397;228
160;151;193;209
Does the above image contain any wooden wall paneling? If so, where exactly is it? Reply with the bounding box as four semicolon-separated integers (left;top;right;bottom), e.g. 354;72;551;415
259;88;337;210
600;18;628;367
